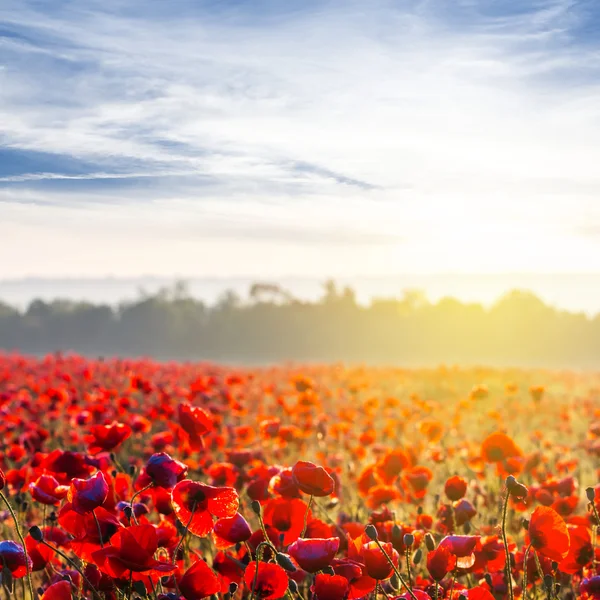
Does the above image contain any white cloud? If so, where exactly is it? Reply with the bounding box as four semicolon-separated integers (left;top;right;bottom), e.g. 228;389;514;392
1;0;600;277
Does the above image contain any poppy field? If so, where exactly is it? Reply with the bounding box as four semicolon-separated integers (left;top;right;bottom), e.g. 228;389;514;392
1;354;600;600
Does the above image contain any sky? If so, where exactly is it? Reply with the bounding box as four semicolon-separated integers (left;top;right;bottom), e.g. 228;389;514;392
2;0;600;279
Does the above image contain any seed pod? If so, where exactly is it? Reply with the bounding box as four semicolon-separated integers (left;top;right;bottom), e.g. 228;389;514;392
289;579;299;594
250;500;261;516
275;553;297;572
403;533;414;548
586;487;596;502
425;533;435;552
413;548;423;565
522;518;529;531
29;526;44;542
365;525;378;541
543;574;554;593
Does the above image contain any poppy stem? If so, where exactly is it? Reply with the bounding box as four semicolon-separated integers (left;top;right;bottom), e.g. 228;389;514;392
92;509;104;548
0;491;36;600
129;483;153;526
522;544;531;598
40;540;102;600
372;538;419;600
173;501;196;565
500;488;514;600
300;495;313;538
405;547;413;589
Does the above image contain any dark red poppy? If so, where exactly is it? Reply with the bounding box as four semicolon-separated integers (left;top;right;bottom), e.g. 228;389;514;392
581;576;600;599
172;479;239;537
88;421;132;454
445;475;468;501
212;513;252;549
145;452;188;489
269;468;302;498
178;559;221;600
42;450;93;482
0;541;32;577
361;541;399;580
311;573;349;600
243;561;289;599
292;461;334;497
213;551;245;593
527;506;570;561
29;474;69;505
178;403;213;450
67;471;109;514
92;524;176;580
288;537;340;573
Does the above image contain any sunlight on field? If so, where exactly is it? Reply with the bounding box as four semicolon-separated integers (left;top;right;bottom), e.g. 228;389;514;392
0;354;599;599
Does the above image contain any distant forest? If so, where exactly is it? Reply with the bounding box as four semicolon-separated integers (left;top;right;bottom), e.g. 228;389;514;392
1;280;599;367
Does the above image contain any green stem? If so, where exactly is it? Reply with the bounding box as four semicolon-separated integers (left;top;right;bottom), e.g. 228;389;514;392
500;490;514;600
0;492;35;600
92;509;104;548
522;544;531;600
40;540;102;600
300;496;313;538
405;547;413;590
129;483;153;525
173;502;196;565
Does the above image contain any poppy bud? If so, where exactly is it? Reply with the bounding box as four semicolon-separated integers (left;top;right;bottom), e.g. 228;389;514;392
506;475;528;498
484;573;493;588
425;533;435;552
522;518;529;531
322;566;335;576
586;487;596;502
417;506;423;515
459;595;467;600
275;553;296;572
29;526;43;542
123;505;133;520
543;574;554;592
463;522;471;534
228;583;238;595
413;548;422;565
288;579;298;594
403;533;414;548
250;500;262;516
555;583;561;595
365;525;378;541
21;501;28;512
2;566;13;594
392;523;401;537
128;465;136;477
390;574;399;590
551;561;558;571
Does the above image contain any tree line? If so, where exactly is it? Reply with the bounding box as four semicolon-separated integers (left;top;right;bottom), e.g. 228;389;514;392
0;280;598;367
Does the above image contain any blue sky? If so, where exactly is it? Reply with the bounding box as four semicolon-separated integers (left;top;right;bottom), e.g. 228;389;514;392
2;0;600;278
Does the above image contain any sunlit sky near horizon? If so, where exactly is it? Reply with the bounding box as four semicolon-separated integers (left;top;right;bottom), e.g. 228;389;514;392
2;0;600;280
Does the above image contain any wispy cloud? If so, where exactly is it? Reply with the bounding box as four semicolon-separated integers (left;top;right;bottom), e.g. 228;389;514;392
1;0;600;276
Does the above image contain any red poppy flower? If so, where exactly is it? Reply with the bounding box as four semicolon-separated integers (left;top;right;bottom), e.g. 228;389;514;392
427;544;457;581
269;468;302;498
178;403;213;450
311;574;349;600
29;474;69;505
375;449;411;484
92;524;176;580
439;535;479;569
263;498;309;545
462;587;496;600
178;559;221;600
332;558;377;599
67;471;109;514
559;525;594;574
288;537;340;573
40;581;72;600
291;461;334;497
212;513;252;549
361;541;399;580
481;432;522;463
0;541;32;578
454;499;477;527
145;452;188;489
88;421;132;454
42;450;94;482
172;479;239;537
213;551;245;593
445;475;468;501
527;506;570;561
243;561;289;599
